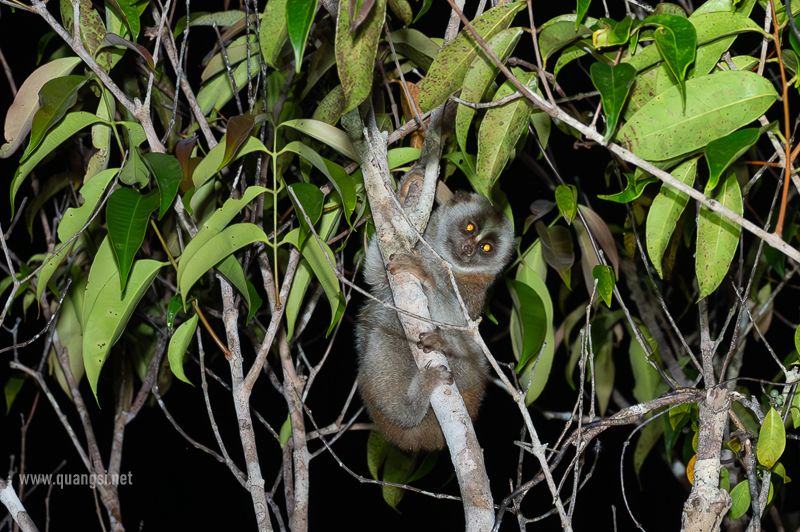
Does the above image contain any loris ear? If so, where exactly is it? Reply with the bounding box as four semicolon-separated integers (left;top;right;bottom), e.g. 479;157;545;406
435;180;453;205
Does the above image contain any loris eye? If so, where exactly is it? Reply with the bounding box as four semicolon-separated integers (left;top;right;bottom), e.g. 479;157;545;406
466;222;476;232
482;243;493;253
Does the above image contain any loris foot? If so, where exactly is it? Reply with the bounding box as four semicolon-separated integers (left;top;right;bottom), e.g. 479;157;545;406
417;328;449;354
421;361;454;388
387;253;432;285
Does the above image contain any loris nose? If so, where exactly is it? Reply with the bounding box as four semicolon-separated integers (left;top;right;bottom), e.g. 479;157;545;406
461;242;475;256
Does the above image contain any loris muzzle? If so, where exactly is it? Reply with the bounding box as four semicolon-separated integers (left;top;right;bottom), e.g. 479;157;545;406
355;191;514;451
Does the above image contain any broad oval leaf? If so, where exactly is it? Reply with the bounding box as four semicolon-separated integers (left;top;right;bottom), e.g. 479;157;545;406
535;221;574;289
696;171;742;300
757;407;786;468
515;266;555;404
418;1;526;112
106;188;160;291
142;153;183;219
335;0;387;113
616;70;778;161
592;265;615;307
83;237;164;398
555;184;578;223
646;156;698;279
168;314;198;386
507;278;548;370
590;61;636;142
645;14;697;106
728;480;751;519
1;57;82;159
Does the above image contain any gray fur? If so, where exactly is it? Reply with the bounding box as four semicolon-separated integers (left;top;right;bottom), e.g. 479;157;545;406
355;191;513;451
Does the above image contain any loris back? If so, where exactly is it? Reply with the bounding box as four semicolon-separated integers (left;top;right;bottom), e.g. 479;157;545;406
355;191;514;452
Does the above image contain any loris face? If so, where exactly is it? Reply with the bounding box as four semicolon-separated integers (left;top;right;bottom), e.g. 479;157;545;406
430;192;514;276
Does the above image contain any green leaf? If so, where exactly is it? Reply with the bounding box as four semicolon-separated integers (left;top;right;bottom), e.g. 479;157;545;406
287;0;316;72
590;62;636;142
192;135;268;189
10;112;103;217
106;188;160;291
335;0;387;113
539;20;593;68
598;170;658;203
593;17;633;47
1;57;82;159
83;237;164;399
286;260;314;340
260;0;289;68
616;70;778;161
178;224;268;306
282;141;357;218
245;280;263;324
455;28;524;156
514;266;555;404
633;417;663;481
475;68;535;197
704;127;759;191
387;28;440;73
534;221;573;289
281;119;358;160
142;153;182;220
555;184;578;223
627;321;663;403
168;314;198;386
728;480;751;519
24;75;87;159
418;1;526;112
106;0;139;40
167;293;182;329
795;323;800;358
757;407;786;468
60;0;113;72
575;0;591;30
190;11;246;26
196;57;261;114
288;182;324;247
279;415;293;447
382;445;417;508
592;265;615;307
5;374;25;414
216;255;252;313
119;146;149;187
507;279;548;370
644;15;697;108
98;33;154;71
696;171;742;300
594;329;615;415
646;157;698;278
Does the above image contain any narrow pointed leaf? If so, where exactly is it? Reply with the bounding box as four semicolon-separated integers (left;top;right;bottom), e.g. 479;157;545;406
245;280;263;324
590;62;636;142
190;11;245;26
704;127;759;191
168;314;198;385
281;119;358;160
119;146;149;187
575;0;591;30
696;171;742;299
106;188;159;291
142;153;182;219
192;135;268;189
507;278;548;370
24;75;87;159
287;0;316;71
98;33;155;71
646;15;697;107
349;0;376;33
598;171;658;203
283;141;357;218
288;182;324;247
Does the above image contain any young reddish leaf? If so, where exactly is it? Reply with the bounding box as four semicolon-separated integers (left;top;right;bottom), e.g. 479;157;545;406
24;75;87;159
175;136;199;191
106;188;160;291
220;114;256;171
350;0;376;33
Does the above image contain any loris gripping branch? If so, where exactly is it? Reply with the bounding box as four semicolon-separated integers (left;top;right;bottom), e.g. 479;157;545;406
355;190;514;452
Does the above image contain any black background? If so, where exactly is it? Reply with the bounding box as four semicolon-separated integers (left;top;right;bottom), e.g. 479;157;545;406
0;0;798;530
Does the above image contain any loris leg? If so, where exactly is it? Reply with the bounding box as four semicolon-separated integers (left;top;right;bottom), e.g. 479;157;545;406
389;363;453;428
387;253;434;286
417;328;449;354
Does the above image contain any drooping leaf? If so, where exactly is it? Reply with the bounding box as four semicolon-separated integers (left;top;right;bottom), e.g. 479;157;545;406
60;0;113;72
221;114;256;171
507;279;548;370
575;0;591;30
190;11;245;26
287;0;317;72
696;171;742;300
98;33;155;71
633;417;663;481
757;407;786;468
192;135;268;189
245;280;263;324
535;221;574;289
598;170;658;203
515;266;555;404
418;1;526;112
578;205;619;276
592;265;615;307
281;119;358;160
168;314;198;386
4;374;25;414
288;182;325;247
24;75;87;158
645;15;697;108
335;0;387;113
616;70;778;161
646;156;698;279
704;127;759;191
106;188;160;291
555;184;578;224
142;153;183;220
349;0;376;33
83;238;164;399
590;61;636;142
119;145;149;187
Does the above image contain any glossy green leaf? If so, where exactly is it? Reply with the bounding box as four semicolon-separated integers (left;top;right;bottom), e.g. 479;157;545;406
455;28;523;156
646;157;698;279
281;119;358;160
367;430;389;479
592;265;615;306
83;237;164;398
475;68;535;197
196;56;261;114
279;415;293;447
335;0;387;113
616;71;778;161
119;146;148;187
387;147;422;169
418;2;525;112
644;15;697;107
143;153;182;220
193;135;268;188
382;443;417;508
590;62;636;142
555;184;578;223
507;279;548;370
575;0;591;30
287;0;316;71
704;127;759;191
539;19;593;67
514;266;555;404
105;0;139;40
282;141;357;218
728;480;750;519
167;293;182;329
696;171;742;300
260;0;289;67
598;170;658;203
795;323;800;358
1;57;82;159
168;314;198;386
178;224;268;304
216;255;252;313
106;188;159;291
757;407;786;468
412;0;432;23
24;75;87;158
245;280;262;324
593;16;633;47
288;182;324;246
10;112;103;217
535;221;574;289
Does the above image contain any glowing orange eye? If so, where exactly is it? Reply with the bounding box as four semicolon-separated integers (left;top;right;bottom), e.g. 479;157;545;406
466;223;475;232
482;243;492;252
